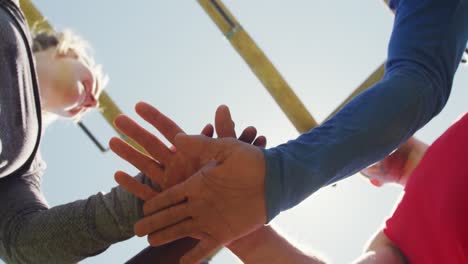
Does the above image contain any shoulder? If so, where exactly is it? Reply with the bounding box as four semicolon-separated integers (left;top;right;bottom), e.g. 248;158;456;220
0;0;30;47
0;5;26;55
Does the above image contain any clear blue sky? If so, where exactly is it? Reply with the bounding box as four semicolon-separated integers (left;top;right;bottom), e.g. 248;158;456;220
14;1;468;263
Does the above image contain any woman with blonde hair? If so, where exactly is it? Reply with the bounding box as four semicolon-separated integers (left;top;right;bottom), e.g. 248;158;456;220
0;0;152;262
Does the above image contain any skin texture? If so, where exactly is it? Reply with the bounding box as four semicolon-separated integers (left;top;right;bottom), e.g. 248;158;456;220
361;137;428;187
111;103;328;264
110;103;267;263
34;47;98;117
227;226;327;264
137;134;267;263
110;102;266;193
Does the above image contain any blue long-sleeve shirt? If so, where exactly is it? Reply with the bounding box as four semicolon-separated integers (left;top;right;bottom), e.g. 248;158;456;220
264;0;468;221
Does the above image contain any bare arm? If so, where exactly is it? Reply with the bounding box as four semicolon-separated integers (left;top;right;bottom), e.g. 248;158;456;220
228;227;404;264
352;230;406;264
228;226;327;264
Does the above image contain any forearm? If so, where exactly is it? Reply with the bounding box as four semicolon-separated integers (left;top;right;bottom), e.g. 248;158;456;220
353;248;405;264
228;226;326;264
352;230;406;264
264;0;468;221
264;72;436;219
0;173;148;263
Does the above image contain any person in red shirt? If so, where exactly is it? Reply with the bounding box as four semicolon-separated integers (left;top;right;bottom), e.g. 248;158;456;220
362;113;468;263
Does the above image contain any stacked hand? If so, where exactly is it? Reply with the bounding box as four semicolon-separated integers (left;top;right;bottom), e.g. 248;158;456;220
110;102;268;264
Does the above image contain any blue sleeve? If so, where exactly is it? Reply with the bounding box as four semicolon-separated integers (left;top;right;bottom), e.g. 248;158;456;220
264;0;468;221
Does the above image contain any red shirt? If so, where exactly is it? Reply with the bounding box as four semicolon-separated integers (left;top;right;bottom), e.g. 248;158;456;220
384;113;468;263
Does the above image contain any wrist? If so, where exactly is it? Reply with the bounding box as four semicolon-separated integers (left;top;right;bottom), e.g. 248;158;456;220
262;148;283;222
227;226;270;262
228;226;324;264
399;137;428;185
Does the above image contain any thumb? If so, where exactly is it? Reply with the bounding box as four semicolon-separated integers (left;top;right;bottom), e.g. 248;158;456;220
174;133;231;164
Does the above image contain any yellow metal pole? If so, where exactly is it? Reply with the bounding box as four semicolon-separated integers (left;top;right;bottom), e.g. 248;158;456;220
19;0;52;30
98;91;142;147
19;0;144;152
197;0;318;133
20;0;387;143
324;63;385;122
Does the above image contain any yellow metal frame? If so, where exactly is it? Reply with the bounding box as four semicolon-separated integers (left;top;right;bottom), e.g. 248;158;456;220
198;0;384;132
198;0;318;133
20;0;385;142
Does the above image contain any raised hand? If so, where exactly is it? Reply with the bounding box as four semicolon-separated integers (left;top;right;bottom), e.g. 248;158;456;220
109;102;267;264
110;104;207;193
361;137;428;187
110;102;265;196
133;133;268;264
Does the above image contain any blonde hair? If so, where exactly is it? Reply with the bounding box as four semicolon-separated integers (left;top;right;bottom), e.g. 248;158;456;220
32;29;109;123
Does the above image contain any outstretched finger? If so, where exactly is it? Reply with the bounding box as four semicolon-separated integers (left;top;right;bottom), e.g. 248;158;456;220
147;219;196;247
200;124;214;138
135;102;185;145
253;135;267;148
109;137;164;185
143;181;189;219
135;201;191;236
238;126;257;144
114;115;172;165
115;171;157;201
215;105;236;138
180;237;220;264
170;124;214;152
